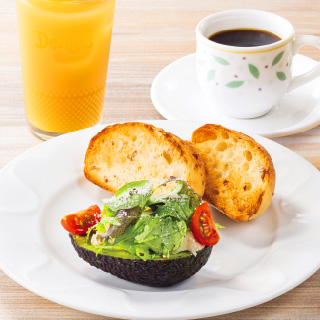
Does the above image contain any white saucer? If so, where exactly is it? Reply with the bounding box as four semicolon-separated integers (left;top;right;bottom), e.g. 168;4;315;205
151;54;320;138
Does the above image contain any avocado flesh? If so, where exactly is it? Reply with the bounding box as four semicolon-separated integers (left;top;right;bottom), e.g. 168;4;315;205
73;235;193;259
70;234;213;287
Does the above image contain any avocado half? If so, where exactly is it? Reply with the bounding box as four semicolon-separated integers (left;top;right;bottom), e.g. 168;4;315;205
70;234;212;287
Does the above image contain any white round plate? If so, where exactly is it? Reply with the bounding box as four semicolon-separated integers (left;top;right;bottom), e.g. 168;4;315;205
151;54;320;138
0;120;320;320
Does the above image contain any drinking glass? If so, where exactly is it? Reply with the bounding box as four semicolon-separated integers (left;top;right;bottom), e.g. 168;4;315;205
16;0;116;139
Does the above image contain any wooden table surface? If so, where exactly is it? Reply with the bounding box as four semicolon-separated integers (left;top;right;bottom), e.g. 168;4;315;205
1;0;320;319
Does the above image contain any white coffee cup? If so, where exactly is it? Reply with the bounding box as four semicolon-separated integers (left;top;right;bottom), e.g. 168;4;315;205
196;9;320;119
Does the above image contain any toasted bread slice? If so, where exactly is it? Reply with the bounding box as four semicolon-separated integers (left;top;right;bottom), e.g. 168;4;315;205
191;124;275;221
84;122;206;196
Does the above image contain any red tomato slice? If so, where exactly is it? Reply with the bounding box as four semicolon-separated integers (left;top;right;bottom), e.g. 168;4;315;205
61;205;101;235
191;202;220;246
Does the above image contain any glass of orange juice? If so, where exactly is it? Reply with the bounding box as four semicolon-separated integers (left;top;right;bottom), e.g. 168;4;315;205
16;0;116;140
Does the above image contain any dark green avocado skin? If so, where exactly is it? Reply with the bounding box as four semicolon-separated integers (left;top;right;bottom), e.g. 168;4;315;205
70;234;213;287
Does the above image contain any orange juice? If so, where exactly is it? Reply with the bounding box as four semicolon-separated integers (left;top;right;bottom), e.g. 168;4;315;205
16;0;116;138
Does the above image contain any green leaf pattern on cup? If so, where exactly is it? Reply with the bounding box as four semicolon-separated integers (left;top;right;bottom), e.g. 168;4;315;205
272;51;284;66
207;50;287;89
213;56;230;65
207;70;215;82
248;64;260;79
276;72;287;81
225;81;245;88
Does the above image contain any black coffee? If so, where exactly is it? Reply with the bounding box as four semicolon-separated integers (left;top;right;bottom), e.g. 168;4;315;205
208;29;281;47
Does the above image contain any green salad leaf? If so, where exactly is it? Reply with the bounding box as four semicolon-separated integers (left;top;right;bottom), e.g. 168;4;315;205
135;216;186;256
103;180;153;211
100;207;142;239
100;215;187;261
100;218;154;260
150;194;191;221
168;178;202;212
146;178;201;222
95;217;121;233
102;206;117;217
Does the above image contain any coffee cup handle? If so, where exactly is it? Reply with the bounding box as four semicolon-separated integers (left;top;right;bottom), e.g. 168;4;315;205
287;35;320;92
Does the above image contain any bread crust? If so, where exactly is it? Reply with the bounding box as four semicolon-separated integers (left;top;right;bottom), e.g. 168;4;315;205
191;124;276;221
84;122;206;196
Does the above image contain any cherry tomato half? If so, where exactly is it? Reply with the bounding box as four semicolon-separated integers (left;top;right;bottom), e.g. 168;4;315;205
191;202;220;246
61;205;101;235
